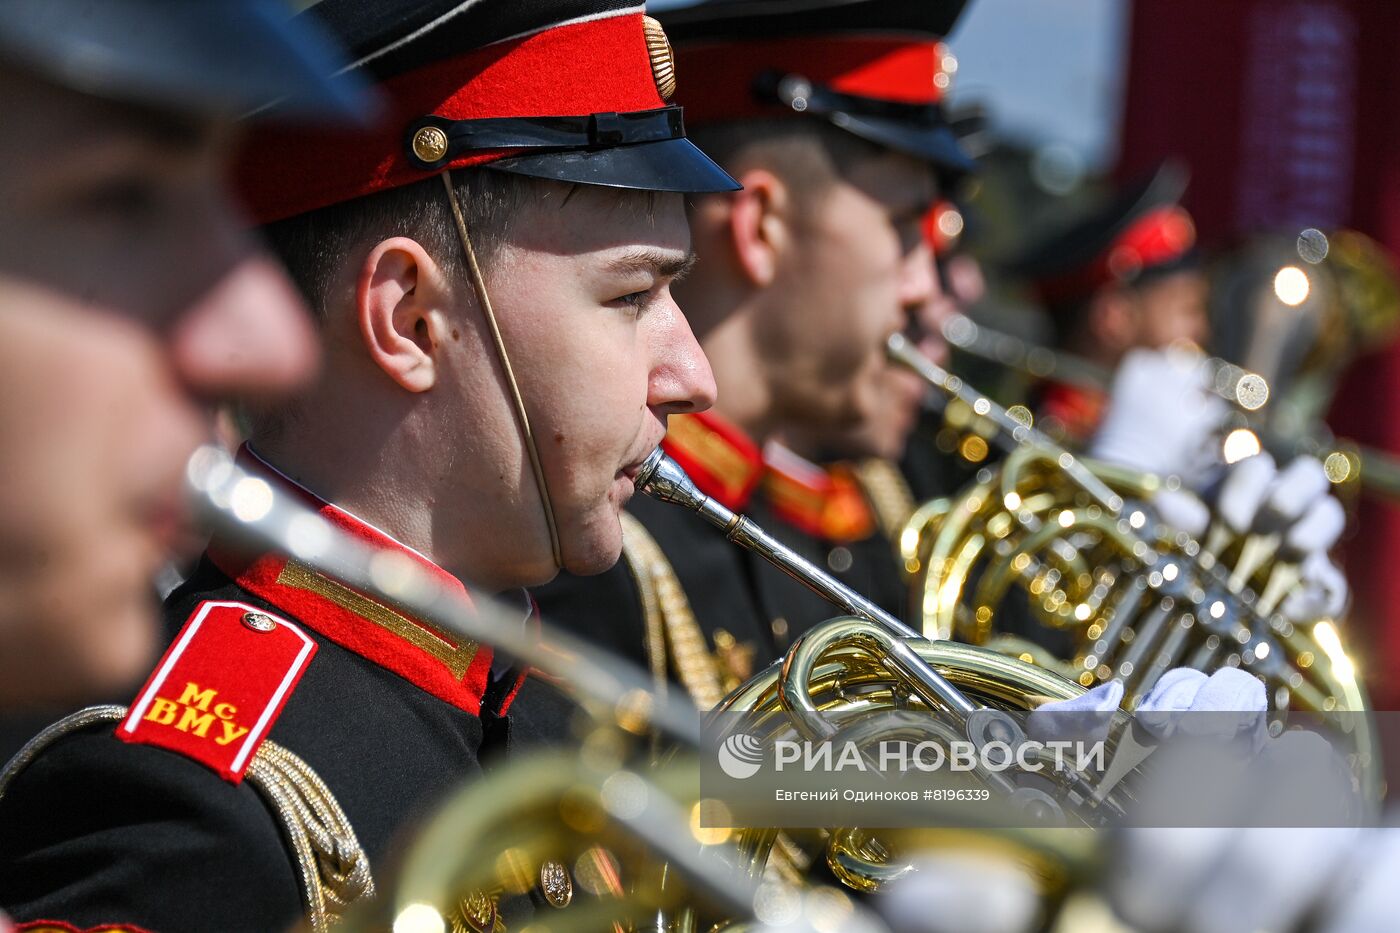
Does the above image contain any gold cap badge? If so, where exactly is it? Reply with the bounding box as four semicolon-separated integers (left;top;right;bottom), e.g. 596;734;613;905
411;124;449;164
643;16;676;101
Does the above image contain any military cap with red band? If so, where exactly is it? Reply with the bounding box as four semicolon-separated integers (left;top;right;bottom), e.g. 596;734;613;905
237;0;738;225
1011;162;1200;309
658;0;974;176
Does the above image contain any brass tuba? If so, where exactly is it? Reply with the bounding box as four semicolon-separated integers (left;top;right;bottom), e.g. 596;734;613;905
886;334;1380;799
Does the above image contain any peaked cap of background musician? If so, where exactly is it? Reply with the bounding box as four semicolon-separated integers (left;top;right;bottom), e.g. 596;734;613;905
238;0;739;224
918;105;992;257
657;0;975;178
1009;162;1199;310
0;0;371;121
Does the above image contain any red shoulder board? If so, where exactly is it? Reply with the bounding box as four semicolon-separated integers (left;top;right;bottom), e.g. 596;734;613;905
116;600;317;784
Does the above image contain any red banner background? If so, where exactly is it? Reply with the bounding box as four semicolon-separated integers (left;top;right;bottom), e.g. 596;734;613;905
1117;0;1400;706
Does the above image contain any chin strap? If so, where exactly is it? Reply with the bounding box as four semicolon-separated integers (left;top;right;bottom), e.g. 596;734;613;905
439;170;563;570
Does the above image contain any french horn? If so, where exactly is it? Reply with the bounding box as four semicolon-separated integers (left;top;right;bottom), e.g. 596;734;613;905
886;334;1380;800
627;451;1142;920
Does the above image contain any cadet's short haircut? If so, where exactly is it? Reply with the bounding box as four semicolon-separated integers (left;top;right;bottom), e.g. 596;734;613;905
259;166;534;323
247;168;538;442
685;118;885;209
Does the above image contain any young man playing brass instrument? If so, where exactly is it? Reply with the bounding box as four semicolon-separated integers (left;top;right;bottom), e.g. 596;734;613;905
534;0;975;703
0;1;732;930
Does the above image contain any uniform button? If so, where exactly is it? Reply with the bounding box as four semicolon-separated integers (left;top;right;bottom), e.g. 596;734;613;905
411;124;449;163
539;859;574;908
827;546;853;573
242;611;277;632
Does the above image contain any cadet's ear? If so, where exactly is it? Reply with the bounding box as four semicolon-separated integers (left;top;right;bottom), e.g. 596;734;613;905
355;237;450;393
727;167;792;288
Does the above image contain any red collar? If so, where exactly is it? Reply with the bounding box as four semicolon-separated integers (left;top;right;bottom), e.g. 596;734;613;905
661;410;765;510
206;446;514;716
761;443;875;543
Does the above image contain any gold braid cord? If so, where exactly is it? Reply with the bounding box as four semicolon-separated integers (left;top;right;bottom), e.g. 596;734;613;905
0;704;128;798
619;511;726;711
617;515;809;885
853;458;918;542
0;705;371;933
439;170;563;568
247;741;375;931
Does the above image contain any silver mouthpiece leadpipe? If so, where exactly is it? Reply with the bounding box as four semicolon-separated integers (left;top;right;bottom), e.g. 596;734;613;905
886;332;1123;511
940;312;1271;412
183;444;703;746
635;448;977;715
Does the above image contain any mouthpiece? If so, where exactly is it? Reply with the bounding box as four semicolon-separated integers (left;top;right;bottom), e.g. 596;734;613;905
635;449;707;511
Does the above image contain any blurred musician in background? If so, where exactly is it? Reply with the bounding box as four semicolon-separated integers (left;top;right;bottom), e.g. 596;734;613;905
1010;163;1210;446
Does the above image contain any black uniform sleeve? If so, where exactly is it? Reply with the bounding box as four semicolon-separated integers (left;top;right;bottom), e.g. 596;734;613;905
0;725;304;933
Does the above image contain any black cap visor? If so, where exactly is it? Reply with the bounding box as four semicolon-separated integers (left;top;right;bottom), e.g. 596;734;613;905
0;0;374;123
749;75;975;178
483;137;741;194
830;111;975;177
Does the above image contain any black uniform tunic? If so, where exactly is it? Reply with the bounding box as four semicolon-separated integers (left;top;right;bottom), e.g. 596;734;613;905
0;453;571;933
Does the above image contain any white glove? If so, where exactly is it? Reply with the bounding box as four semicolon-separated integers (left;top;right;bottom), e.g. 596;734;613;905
878;851;1041;933
1151;486;1211;537
1256;455;1331;531
1104;725;1362;933
1318;824;1400;931
1286;494;1346;553
1028;667;1266;745
1214;451;1278;533
1107;729;1362;933
1109;824;1359;933
1280;550;1349;621
1090;348;1229;486
1133;667;1267;751
1211;453;1350;622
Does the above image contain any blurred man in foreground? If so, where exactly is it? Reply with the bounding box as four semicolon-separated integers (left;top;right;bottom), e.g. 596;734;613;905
0;0;367;711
